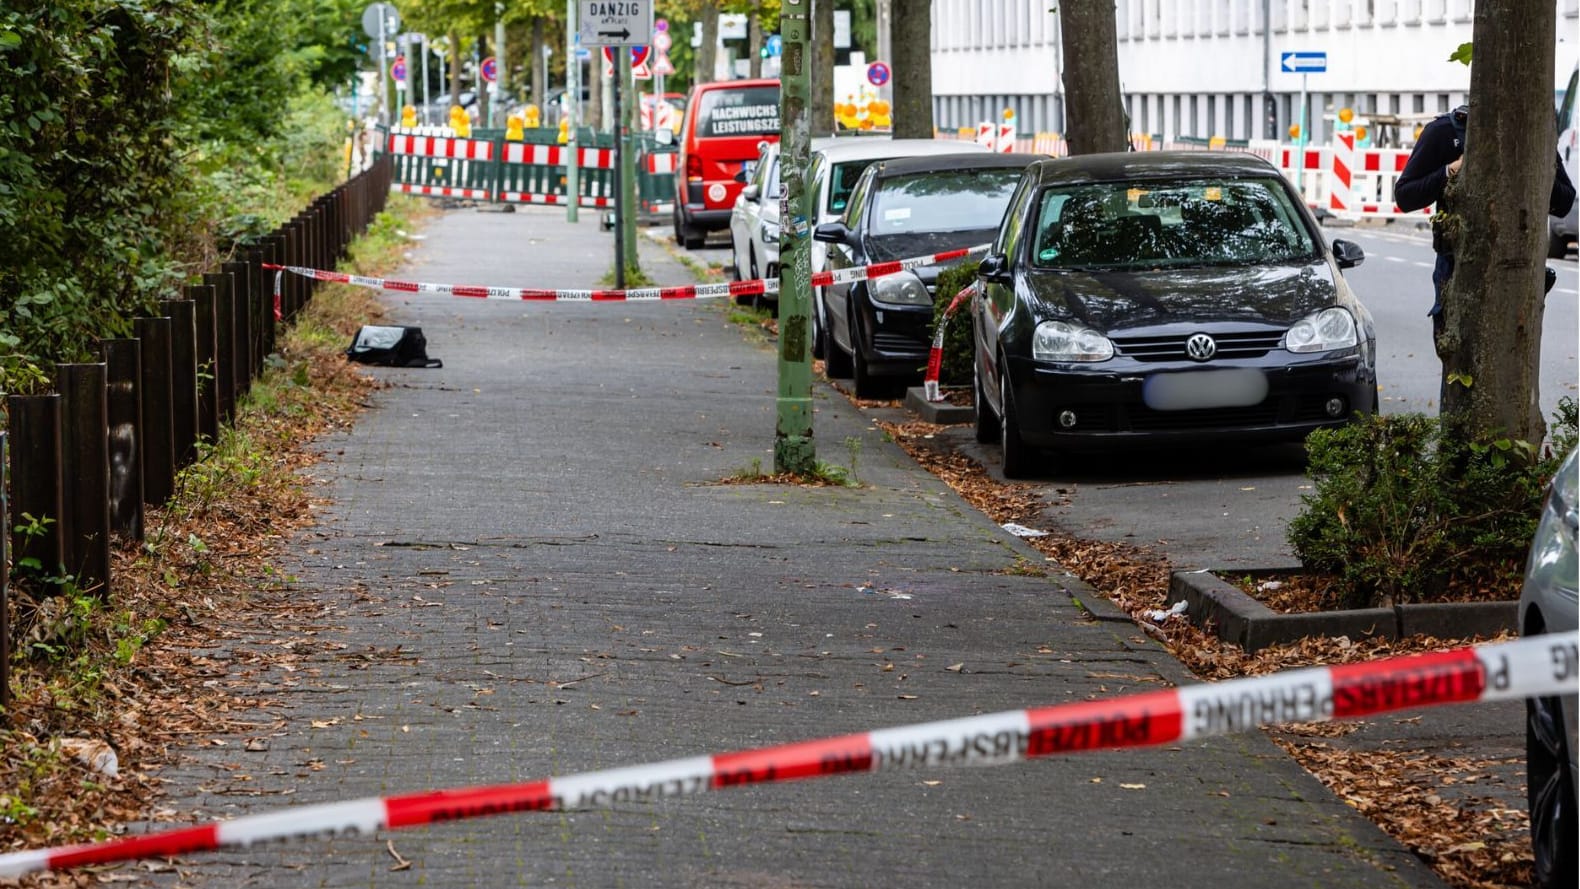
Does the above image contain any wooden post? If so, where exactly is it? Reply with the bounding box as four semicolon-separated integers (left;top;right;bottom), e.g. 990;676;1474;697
161;299;199;467
6;395;65;583
188;285;220;446
56;363;111;600
1;430;9;716
133;316;175;505
207;272;237;425
101;338;145;540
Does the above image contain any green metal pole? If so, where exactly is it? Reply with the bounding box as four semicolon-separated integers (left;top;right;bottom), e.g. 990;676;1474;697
620;48;640;273
565;0;579;223
775;0;815;474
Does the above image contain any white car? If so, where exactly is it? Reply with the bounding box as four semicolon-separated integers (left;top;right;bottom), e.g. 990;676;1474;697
728;138;837;305
806;138;990;355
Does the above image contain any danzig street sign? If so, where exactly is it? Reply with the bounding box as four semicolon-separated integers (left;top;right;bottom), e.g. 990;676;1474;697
580;1;652;47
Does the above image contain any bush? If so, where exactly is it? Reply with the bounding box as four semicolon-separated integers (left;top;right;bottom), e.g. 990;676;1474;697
1288;399;1577;609
929;261;980;387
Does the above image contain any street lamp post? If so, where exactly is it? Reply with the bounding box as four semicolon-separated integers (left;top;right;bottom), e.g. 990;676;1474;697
775;0;815;475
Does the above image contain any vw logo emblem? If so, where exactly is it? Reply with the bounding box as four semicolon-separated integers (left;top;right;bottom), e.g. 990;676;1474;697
1185;333;1217;361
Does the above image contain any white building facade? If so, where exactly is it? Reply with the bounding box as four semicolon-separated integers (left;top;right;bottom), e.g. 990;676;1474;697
930;0;1580;146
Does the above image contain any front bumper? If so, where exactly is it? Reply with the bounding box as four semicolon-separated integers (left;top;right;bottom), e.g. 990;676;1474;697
855;295;934;376
1006;352;1377;450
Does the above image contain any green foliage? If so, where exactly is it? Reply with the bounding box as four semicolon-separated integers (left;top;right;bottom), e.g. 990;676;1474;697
929;262;980;387
1288;401;1577;609
1449;42;1474;66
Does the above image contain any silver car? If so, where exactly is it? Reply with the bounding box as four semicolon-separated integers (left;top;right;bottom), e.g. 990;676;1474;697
1520;447;1578;888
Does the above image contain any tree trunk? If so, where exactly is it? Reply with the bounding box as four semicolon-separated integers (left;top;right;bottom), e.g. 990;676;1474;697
697;7;719;85
1438;0;1557;446
1059;0;1127;155
890;0;933;138
532;18;547;110
589;49;604;130
476;35;491;124
748;1;763;79
811;0;835;136
449;31;462;109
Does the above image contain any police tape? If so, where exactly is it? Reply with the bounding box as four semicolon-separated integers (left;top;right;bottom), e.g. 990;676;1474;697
259;245;990;303
923;284;978;403
1;631;1573;878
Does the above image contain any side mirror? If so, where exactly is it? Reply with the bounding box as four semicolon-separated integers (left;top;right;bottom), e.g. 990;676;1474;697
741;184;761;201
655;128;674;146
1331;238;1365;270
814;221;852;244
978;253;1012;284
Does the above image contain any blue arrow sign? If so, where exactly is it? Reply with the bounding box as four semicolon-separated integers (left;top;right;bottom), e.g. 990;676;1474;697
1281;51;1327;73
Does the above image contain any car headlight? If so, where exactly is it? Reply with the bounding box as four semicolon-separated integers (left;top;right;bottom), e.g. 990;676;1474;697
1284;307;1358;353
869;270;931;306
760;219;779;245
1032;320;1114;362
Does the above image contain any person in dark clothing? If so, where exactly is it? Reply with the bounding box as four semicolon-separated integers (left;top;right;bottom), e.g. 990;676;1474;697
1395;105;1577;333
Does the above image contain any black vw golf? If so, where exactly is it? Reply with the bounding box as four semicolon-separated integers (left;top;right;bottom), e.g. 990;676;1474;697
971;152;1378;478
814;152;1039;398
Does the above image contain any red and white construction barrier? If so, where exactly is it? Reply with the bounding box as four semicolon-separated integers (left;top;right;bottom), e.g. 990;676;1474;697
260;245;990;304
923;284;977;402
386;134;495;162
0;632;1572;878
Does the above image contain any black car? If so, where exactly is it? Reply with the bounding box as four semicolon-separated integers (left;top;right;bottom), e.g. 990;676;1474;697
971;151;1378;478
813;152;1039;397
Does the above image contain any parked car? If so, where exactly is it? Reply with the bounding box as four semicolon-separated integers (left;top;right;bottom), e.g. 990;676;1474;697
673;78;780;248
727;138;836;303
814;152;1038;397
970;151;1378;478
807;138;989;356
1520;447;1578;889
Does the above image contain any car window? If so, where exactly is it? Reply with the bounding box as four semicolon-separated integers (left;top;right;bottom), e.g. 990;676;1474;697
867;168;1024;235
828;159;885;215
993;171;1037;257
842;166;875;232
765;154;781;199
1029;177;1319;270
696;86;780;138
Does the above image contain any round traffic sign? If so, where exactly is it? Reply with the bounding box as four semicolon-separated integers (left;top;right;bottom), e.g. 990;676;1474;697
602;45;652;68
391;55;407;83
361;2;399;38
480;56;497;83
654;31;672;51
867;61;891;87
655;18;668;31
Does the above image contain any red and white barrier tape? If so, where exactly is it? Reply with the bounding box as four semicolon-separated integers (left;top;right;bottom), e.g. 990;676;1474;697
923;284;978;402
259;245;990;304
1;632;1573;878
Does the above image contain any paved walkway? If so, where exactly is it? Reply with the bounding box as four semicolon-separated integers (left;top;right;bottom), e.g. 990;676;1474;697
143;207;1443;887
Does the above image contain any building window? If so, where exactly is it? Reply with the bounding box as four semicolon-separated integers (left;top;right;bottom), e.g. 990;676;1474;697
1216;0;1231;33
1425;0;1447;22
1451;0;1472;21
1147;0;1161;37
1271;0;1288;32
1333;0;1351;27
1376;0;1398;25
1291;0;1308;30
1401;0;1423;24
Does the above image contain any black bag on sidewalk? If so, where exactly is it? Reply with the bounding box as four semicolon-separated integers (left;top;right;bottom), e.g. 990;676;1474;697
345;325;443;368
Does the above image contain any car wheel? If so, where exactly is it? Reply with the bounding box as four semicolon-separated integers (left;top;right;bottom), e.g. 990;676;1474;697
974;355;999;444
823;305;853;378
810;291;825;360
727;232;743;282
678;210;705;249
999;364;1035;479
672;206;686;247
1549;230;1571;260
852;332;881;399
1528;689;1578;888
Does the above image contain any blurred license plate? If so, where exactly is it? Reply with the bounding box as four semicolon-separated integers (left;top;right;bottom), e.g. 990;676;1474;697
1142;369;1268;411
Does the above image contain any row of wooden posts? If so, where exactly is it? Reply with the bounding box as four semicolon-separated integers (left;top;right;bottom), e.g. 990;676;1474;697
1;157;395;712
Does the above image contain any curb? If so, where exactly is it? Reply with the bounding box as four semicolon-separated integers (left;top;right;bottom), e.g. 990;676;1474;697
1168;568;1517;652
903;386;973;424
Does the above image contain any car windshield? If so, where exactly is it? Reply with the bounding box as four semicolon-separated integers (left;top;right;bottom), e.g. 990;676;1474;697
696;86;780;138
1029;177;1319;270
867;168;1023;235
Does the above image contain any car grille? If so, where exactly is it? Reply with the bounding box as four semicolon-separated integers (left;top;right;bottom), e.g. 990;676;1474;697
872;331;928;354
1112;331;1286;362
1061;395;1342;433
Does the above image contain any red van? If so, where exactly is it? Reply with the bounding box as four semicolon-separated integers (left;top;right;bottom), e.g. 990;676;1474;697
673;78;780;248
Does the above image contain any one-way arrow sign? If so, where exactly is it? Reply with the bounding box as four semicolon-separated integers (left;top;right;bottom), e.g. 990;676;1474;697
1281;51;1327;73
580;1;652;47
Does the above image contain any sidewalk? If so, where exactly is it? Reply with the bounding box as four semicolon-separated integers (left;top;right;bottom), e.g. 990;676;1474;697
142;206;1444;887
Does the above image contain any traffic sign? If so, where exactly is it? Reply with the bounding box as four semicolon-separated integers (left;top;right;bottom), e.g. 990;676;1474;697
391;55;407;84
867;60;891;87
603;45;651;69
654;17;667;31
653;52;674;76
480;56;497;83
654;30;672;51
765;34;783;58
580;0;653;47
1281;51;1327;73
361;2;399;38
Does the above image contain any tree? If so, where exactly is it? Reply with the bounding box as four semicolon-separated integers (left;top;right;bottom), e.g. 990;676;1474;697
1058;0;1127;154
890;0;932;138
811;0;834;135
1438;3;1562;447
696;6;719;84
747;0;763;78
